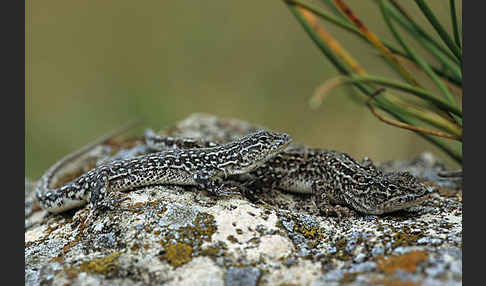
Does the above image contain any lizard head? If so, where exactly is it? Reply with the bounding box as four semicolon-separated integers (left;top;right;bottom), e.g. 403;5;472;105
363;171;432;215
220;130;291;175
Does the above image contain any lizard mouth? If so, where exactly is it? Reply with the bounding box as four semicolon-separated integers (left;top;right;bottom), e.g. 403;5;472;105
377;193;432;214
260;137;291;164
272;136;292;153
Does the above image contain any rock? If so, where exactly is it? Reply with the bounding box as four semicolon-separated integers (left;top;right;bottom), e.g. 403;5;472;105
25;113;462;286
225;267;261;286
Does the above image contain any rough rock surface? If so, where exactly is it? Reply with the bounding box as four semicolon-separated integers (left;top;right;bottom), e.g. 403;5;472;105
25;114;462;286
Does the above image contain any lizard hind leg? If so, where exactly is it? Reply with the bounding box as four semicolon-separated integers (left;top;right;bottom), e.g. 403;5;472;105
82;175;110;225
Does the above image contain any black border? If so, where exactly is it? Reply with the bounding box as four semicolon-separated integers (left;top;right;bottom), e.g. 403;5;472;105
4;0;26;283
463;0;480;283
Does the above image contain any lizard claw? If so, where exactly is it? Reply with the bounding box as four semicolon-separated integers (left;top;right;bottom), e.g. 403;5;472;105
323;205;351;221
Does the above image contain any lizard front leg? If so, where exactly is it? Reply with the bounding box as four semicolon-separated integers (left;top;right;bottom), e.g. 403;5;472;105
311;180;351;220
193;170;238;196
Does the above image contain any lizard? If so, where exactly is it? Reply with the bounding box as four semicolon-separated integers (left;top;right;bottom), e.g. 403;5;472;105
35;128;291;214
144;129;432;218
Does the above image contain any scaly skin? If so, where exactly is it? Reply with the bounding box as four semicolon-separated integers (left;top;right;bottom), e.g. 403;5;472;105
36;130;291;213
145;129;431;218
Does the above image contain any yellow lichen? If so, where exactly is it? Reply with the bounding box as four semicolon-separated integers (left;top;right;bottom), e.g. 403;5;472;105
293;224;323;240
165;243;193;267
65;252;122;278
392;232;420;247
200;246;220;257
78;252;121;276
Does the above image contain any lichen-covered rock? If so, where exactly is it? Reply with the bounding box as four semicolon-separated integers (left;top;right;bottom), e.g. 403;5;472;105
25;114;462;286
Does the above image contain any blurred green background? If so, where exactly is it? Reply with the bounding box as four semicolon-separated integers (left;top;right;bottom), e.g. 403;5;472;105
25;1;461;179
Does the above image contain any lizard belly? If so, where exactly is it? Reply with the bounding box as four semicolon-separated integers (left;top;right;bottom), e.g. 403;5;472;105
109;169;196;191
277;177;313;194
43;198;87;214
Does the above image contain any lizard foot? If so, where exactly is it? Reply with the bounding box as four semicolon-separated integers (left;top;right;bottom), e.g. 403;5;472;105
322;205;352;221
238;180;265;203
194;171;243;197
312;190;352;221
